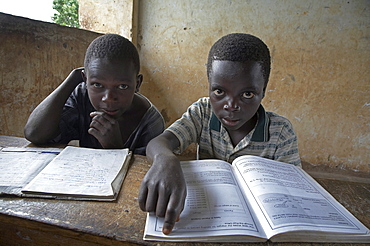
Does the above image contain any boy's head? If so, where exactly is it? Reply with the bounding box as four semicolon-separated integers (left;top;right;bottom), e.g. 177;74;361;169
84;34;140;74
83;34;143;119
207;33;270;85
207;33;271;139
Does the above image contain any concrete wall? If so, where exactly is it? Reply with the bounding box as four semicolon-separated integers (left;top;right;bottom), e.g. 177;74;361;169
135;0;369;171
2;0;369;171
0;13;101;137
79;0;134;40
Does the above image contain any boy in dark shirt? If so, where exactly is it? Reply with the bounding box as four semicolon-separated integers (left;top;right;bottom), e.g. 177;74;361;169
139;33;300;234
24;34;164;155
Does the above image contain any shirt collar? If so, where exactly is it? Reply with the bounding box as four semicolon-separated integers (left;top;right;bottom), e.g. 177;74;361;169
209;105;269;142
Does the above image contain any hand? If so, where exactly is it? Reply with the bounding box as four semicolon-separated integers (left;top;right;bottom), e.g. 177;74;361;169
139;154;187;234
88;111;124;148
66;67;85;86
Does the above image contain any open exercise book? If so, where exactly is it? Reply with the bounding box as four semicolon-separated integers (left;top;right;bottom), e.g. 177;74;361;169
144;156;370;243
0;146;131;201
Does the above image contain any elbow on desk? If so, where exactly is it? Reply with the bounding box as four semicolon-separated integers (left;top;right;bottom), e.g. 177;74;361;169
24;128;44;144
23;125;55;145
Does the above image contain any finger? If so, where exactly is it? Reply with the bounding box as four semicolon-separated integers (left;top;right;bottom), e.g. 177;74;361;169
90;117;104;131
90;111;116;125
145;186;159;212
162;210;177;235
162;196;182;235
138;184;149;211
88;116;110;138
156;186;171;218
90;112;105;130
90;111;104;117
88;127;100;138
90;115;113;131
179;188;187;214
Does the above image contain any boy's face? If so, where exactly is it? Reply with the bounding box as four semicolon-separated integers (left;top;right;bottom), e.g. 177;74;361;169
209;60;265;134
83;57;142;119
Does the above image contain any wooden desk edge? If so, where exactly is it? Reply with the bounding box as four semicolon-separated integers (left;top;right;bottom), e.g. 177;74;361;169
1;135;369;246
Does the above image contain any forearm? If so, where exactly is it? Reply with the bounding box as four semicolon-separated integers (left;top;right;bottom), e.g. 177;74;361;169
24;69;83;144
146;131;180;163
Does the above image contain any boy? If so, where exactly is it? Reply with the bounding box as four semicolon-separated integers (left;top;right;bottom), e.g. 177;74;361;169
138;33;301;234
24;34;164;155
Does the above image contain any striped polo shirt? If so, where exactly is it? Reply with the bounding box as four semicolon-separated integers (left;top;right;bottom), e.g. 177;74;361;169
167;97;301;166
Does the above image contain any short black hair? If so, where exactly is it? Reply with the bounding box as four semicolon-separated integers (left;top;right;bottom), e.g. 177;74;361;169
84;34;140;74
207;33;271;85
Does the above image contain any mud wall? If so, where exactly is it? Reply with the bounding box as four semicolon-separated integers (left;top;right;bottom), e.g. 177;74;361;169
0;13;101;138
136;0;370;171
2;0;369;171
79;0;134;39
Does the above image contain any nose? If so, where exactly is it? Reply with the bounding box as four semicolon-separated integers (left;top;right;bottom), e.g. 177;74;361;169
223;97;240;111
102;89;118;102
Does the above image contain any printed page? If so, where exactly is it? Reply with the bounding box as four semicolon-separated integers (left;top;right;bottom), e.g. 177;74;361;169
144;159;266;242
0;148;60;195
22;146;129;198
232;155;369;239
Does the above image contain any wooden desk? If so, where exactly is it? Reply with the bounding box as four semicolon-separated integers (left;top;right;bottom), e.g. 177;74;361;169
0;135;369;245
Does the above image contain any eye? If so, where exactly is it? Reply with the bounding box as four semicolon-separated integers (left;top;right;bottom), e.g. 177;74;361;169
91;82;102;88
118;84;129;90
242;91;255;99
213;89;224;96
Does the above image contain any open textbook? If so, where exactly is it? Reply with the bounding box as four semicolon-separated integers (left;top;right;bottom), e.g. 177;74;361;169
0;146;131;201
144;156;370;243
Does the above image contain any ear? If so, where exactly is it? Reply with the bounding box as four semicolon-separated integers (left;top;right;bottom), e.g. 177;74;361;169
81;69;87;82
262;86;266;99
135;74;143;93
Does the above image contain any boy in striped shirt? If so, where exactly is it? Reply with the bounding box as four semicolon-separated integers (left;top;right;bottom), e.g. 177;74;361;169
139;33;301;234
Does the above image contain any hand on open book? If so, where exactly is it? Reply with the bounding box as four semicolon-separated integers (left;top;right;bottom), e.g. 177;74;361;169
139;154;187;235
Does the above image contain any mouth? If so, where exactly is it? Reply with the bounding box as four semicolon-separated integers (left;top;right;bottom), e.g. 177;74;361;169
221;117;240;127
102;109;119;116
